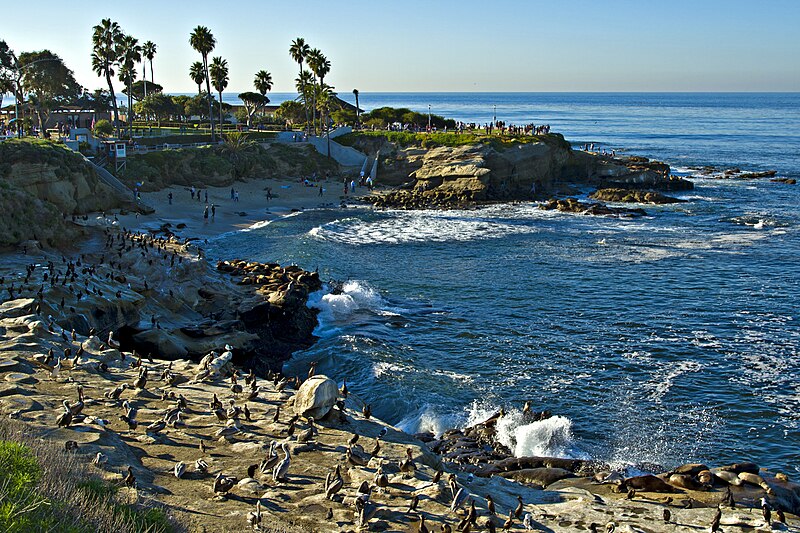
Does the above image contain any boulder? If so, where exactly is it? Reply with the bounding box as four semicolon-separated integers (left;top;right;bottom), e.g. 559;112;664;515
293;375;339;419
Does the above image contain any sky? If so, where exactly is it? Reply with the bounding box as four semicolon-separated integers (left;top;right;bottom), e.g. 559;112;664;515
2;0;799;95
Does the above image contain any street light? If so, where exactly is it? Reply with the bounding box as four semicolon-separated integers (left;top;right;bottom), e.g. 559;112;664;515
428;104;431;131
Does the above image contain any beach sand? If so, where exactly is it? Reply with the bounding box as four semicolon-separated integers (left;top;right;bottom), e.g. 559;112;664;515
116;176;369;239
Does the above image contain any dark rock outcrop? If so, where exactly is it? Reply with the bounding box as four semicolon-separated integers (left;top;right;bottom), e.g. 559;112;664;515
539;197;647;217
588;188;686;204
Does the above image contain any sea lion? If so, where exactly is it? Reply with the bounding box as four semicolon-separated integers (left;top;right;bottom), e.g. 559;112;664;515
668;473;707;491
712;470;744;486
623;475;683;493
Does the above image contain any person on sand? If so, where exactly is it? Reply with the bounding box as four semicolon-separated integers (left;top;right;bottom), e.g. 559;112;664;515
205;190;208;203
211;204;216;218
266;187;273;200
191;186;196;199
343;180;348;195
319;186;324;197
234;190;239;202
230;187;235;200
168;192;172;205
203;206;209;221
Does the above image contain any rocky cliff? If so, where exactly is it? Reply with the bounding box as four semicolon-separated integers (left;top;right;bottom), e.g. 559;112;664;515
346;133;692;209
0;139;130;248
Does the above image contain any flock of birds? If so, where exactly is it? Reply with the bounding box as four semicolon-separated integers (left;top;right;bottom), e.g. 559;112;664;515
2;227;793;532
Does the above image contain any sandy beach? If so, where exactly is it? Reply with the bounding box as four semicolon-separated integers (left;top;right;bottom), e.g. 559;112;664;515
116;175;371;239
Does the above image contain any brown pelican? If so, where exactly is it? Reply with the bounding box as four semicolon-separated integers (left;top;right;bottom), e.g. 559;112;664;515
260;441;279;474
325;464;344;499
346;446;369;467
246;501;262;529
369;438;381;457
108;331;121;349
195;458;209;475
451;486;469;513
56;400;73;428
215;420;241;439
132;366;148;389
213;472;237;496
68;386;85;415
146;419;166;434
374;465;389;492
273;442;291;482
51;358;62;380
355;498;377;529
92;452;108;465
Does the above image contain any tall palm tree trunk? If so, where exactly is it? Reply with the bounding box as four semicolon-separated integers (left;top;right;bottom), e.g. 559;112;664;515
218;91;224;135
204;55;215;141
298;62;309;135
106;69;120;138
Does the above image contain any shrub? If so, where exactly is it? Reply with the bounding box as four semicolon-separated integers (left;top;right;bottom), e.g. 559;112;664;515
93;119;113;137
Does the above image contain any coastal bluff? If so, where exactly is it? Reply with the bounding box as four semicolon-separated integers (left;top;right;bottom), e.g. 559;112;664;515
340;132;693;209
0;139;134;248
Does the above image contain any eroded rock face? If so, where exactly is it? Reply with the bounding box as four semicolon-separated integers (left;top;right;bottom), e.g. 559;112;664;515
293;375;338;419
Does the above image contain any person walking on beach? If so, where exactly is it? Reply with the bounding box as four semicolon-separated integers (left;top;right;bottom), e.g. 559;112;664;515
343;180;348;196
211;204;216;218
205;190;208;203
203;206;209;221
267;187;273;201
191;186;196;199
234;190;239;202
230;187;235;200
319;186;324;197
168;192;173;205
350;180;356;193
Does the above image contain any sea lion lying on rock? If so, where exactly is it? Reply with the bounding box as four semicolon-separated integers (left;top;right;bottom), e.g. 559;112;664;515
622;475;683;493
499;467;575;488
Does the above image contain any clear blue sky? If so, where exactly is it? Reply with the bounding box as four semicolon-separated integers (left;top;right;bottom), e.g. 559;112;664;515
2;0;799;93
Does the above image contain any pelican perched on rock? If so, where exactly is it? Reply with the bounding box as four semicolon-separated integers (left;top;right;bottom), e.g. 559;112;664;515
132;366;148;390
213;472;237;497
273;442;291;482
68;386;85;416
104;383;128;401
56;400;72;428
451;486;470;513
51;358;62;380
92;452;108;465
108;331;121;349
215;420;241;439
145;419;166;434
195;458;209;475
247;500;262;530
355;498;378;529
325;465;344;500
260;441;279;474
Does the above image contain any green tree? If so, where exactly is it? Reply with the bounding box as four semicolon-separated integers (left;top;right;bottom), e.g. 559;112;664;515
18;50;82;134
125;80;163;102
237;91;269;127
171;94;192;122
142;40;156;98
0;40;15;114
189;61;205;95
276;100;304;125
117;34;141;135
316;83;335;157
134;93;177;125
93;118;113;137
209;56;228;130
254;69;273;97
91;18;124;137
189;26;216;140
289;37;310;133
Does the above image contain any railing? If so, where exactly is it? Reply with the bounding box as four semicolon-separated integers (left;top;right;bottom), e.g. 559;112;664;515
82;155;154;213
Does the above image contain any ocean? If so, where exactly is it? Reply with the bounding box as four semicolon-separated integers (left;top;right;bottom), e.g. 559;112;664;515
207;93;800;473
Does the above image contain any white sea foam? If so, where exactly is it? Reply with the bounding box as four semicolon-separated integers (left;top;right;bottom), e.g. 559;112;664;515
308;210;537;245
307;280;387;336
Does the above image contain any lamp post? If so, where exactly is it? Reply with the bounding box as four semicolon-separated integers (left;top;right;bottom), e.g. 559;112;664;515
428;104;431;131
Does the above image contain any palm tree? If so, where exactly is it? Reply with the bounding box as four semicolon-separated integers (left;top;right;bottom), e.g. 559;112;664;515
91;18;123;137
289;37;309;133
295;70;314;129
142;41;156;98
189;26;216;140
209;56;228;134
352;89;360;128
316;84;335;158
254;70;273;97
306;48;324;134
118;34;141;136
189;61;205;95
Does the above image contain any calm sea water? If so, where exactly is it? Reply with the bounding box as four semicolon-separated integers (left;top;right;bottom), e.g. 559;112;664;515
208;93;800;473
